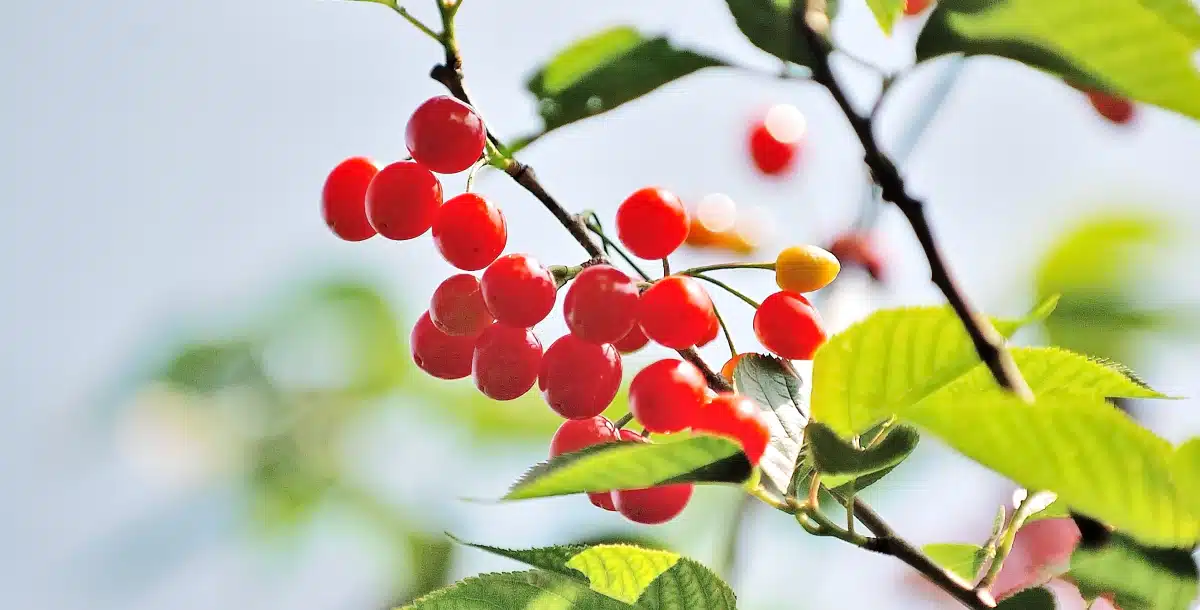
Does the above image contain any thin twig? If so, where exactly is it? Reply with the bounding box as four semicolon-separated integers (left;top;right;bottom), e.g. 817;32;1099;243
684;273;762;309
790;0;1032;402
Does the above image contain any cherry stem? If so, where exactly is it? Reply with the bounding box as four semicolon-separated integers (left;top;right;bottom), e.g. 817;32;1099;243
678;262;775;275
713;304;737;360
583;214;652;281
661;258;671;277
614;413;634;429
683;272;761;309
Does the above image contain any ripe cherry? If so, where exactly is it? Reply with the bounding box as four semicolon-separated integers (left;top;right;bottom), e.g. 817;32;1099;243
432;193;507;271
638;276;715;350
694;393;771;466
365;160;443;240
405;96;487;175
539;335;622;419
616;187;689;260
472;324;543;401
627;359;708;433
696;314;720;348
322;157;379;241
549;416;618;457
749;104;805;176
430;274;494;336
754;291;827;360
903;0;932;15
1084;89;1135;125
614;480;694;525
612;324;650;354
481;254;557;328
720;353;747;383
564;264;639;344
411;311;480;380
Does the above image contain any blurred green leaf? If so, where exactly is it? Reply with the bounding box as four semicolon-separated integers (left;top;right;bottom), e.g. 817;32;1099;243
916;0;1200;120
722;0;817;66
866;0;905;34
403;570;629;609
161;340;258;393
454;539;736;609
732;354;807;497
504;436;752;501
806;423;920;488
403;533;455;604
1069;533;1198;610
996;587;1055;609
298;280;407;399
922;543;987;583
521;26;727;146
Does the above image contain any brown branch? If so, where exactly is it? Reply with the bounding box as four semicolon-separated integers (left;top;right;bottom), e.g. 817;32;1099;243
790;2;1032;402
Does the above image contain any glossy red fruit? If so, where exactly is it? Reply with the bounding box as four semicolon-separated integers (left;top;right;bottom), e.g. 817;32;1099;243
903;0;932;15
628;359;708;433
322;157;380;241
539;335;623;419
550;416;618;457
411;311;480;380
432;193;507;271
753;291;826;360
638;276;715;349
472;324;543;401
696;313;720;348
614;482;694;525
694;393;770;465
481;254;557;327
1084;89;1136;125
612;324;650;354
829;232;886;282
365;160;443;240
430;274;494;336
564;265;640;344
616;187;689;260
405;96;487;175
749;104;805;176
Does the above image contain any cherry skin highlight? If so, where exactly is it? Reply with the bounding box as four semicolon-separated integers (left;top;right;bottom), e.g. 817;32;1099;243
753;291;827;360
564;264;640;344
616;187;689;260
480;254;557;328
405;95;487;174
429;274;494;337
549;416;618;457
322;157;379;241
637;276;715;350
472;324;543;401
432;193;507;271
627;358;708;433
539;335;623;420
365;160;443;240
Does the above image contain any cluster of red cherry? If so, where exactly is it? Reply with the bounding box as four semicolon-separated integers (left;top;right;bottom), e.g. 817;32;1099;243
320;95;830;525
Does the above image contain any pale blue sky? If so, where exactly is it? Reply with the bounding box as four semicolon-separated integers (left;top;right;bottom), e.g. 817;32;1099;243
3;1;1200;608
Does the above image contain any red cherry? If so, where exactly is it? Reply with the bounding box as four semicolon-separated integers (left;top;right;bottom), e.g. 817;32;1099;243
638;276;715;350
430;274;494;336
405;96;487;175
628;359;708;433
828;232;887;282
694;393;770;466
549;416;618;457
903;0;932;15
322;157;379;241
472;324;543;401
365;160;443;240
612;324;650;354
616;187;689;260
753;291;826;360
614;482;694;525
432;193;507;271
696;313;720;348
749;104;805;176
564;265;640;344
539;335;623;420
411;311;479;380
1084;89;1136;125
480;254;557;328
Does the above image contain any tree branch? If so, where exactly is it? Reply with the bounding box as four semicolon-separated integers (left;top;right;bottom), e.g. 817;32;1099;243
790;1;1032;402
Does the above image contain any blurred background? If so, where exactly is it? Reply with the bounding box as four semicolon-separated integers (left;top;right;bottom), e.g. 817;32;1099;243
3;0;1200;608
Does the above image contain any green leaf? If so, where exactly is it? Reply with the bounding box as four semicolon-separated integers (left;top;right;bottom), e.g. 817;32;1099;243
922;543;987;583
1069;534;1199;610
1025;498;1071;523
504;435;752;501
402;570;629;609
454;539;736;609
806;422;920;485
866;0;906;34
721;0;817;66
996;587;1055;610
732;354;807;496
810;299;1057;437
904;393;1200;547
916;0;1200;121
523;27;727;141
161;340;258;393
403;533;455;604
1172;439;1200;510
